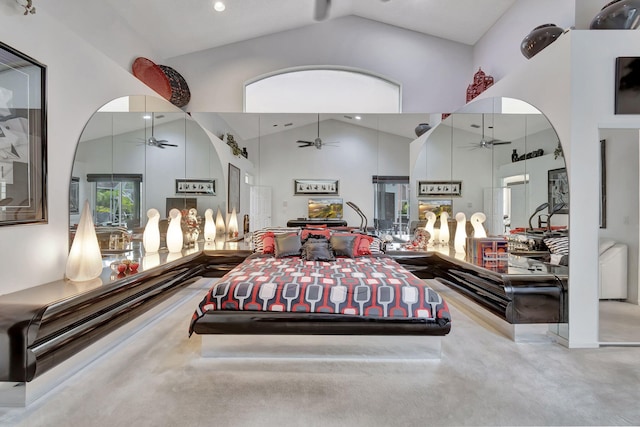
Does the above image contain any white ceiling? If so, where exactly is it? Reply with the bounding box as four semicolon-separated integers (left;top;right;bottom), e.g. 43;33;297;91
93;0;516;59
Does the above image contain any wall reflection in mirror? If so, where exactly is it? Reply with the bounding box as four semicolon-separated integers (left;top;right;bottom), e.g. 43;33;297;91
70;95;226;256
68;96;568;278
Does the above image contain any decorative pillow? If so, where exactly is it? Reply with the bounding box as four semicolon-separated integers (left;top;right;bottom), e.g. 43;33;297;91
301;238;336;262
252;227;301;253
355;234;374;256
544;236;569;256
330;234;358;258
301;228;331;241
274;233;302;258
262;231;275;254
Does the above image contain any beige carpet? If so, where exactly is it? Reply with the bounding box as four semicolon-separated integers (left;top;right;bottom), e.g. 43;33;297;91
1;279;640;427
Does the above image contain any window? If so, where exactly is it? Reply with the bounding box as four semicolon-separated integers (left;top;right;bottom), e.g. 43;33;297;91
86;174;142;228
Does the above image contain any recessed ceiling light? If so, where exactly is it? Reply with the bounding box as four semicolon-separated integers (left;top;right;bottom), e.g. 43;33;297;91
143;114;151;120
355;116;362;120
213;1;225;12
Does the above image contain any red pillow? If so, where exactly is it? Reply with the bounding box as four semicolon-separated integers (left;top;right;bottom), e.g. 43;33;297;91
301;228;331;240
355;234;374;256
262;231;275;254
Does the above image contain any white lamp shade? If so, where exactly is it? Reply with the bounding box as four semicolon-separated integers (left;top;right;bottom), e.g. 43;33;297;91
471;212;488;238
143;208;161;253
439;212;450;245
204;208;216;242
454;212;467;253
424;212;436;245
166;208;184;253
66;200;103;282
215;208;226;238
227;207;239;237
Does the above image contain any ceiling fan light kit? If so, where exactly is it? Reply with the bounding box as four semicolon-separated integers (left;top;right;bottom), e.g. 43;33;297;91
297;114;340;150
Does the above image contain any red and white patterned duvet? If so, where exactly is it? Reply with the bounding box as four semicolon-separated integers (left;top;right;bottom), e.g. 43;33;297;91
189;255;451;335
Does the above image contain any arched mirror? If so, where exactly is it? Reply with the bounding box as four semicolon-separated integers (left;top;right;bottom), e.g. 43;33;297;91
69;95;226;267
413;97;568;340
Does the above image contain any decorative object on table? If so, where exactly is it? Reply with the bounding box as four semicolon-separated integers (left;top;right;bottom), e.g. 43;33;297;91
181;208;200;248
466;237;508;263
615;56;640;114
439;212;450;246
203;208;216;242
414;123;432;138
294;179;339;195
0;41;47;226
548;168;569;214
466;67;494;103
175;178;216;195
228;163;241;213
158;64;191;107
227;207;239;238
166;208;184;253
590;0;640;29
520;24;564;59
15;0;35;15
417;181;462;197
215;208;226;239
423;212;436;246
243;214;250;235
470;212;488;238
143;208;161;253
65;200;103;282
109;258;141;279
409;228;430;251
132;57;172;101
454;212;467;253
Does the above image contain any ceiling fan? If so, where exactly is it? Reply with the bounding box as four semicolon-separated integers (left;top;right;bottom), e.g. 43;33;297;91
469;114;511;149
146;114;177;149
297;114;339;150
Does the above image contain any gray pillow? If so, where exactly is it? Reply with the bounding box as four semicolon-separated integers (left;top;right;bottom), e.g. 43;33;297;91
274;233;302;258
301;239;336;262
329;234;358;258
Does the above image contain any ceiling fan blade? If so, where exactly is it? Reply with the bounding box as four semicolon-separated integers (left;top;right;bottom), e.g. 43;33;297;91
490;140;512;146
159;143;178;147
314;0;331;21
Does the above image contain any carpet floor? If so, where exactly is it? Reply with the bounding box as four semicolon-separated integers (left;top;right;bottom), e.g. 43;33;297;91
1;279;640;427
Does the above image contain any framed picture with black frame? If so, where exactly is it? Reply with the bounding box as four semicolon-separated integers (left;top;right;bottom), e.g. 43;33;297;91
0;41;47;226
615;56;640;114
228;163;240;213
548;168;569;215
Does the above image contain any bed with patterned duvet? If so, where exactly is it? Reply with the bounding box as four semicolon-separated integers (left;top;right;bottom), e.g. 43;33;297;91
189;227;451;337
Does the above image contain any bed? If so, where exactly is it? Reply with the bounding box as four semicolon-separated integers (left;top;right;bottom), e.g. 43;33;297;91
189;228;452;342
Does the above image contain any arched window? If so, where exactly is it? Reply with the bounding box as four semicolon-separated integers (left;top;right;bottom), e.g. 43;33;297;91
244;66;401;113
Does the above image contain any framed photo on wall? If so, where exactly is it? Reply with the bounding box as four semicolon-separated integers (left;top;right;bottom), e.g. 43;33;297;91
615;57;640;114
548;168;569;214
417;181;462;197
0;41;47;226
418;199;453;219
175;178;216;195
228;163;240;213
294;179;339;195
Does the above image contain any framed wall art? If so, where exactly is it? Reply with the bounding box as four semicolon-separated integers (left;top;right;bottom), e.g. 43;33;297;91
417;180;462;197
548;168;569;214
615;56;640;114
175;178;216;195
418;199;453;219
69;177;79;214
228;163;240;213
294;179;339;195
0;41;47;226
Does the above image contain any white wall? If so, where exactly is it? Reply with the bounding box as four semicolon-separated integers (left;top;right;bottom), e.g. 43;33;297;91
599;129;639;304
0;5;158;295
473;0;575;82
166;16;474;113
